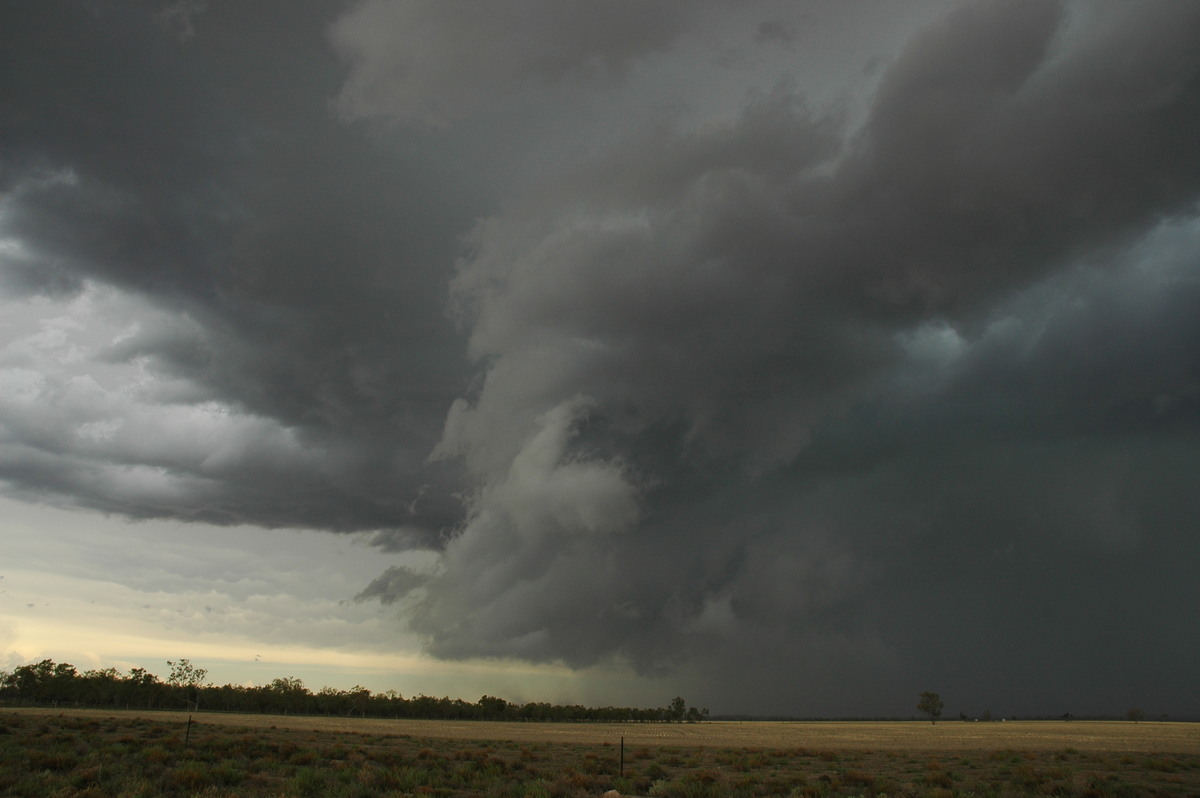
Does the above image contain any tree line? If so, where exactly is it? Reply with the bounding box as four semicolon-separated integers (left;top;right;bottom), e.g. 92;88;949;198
0;659;708;723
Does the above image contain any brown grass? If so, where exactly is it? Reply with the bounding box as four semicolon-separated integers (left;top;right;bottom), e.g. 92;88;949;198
6;707;1198;753
3;708;1199;796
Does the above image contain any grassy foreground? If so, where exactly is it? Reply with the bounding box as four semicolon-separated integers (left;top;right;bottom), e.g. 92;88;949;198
1;708;1197;796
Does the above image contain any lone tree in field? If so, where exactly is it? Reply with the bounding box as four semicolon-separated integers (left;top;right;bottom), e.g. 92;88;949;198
918;691;944;724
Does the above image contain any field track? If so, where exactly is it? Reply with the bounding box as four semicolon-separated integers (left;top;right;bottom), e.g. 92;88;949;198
11;708;1199;754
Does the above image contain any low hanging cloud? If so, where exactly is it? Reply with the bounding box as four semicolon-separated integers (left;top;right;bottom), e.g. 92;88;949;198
3;0;1200;715
360;0;1200;711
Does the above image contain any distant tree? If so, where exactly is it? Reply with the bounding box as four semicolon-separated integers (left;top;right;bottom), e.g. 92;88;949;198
122;666;160;708
167;659;208;688
270;676;306;692
918;691;944;724
346;685;370;717
981;709;993;722
267;677;309;714
50;662;78;705
0;657;717;721
8;660;55;704
478;695;509;720
1126;708;1145;723
314;685;343;715
167;659;208;711
126;667;155;685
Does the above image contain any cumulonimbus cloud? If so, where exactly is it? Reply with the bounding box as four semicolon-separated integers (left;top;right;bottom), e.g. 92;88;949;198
3;0;1199;716
366;0;1200;697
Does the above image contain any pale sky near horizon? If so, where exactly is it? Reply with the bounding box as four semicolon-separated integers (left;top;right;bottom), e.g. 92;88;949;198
2;1;1199;719
1;494;673;707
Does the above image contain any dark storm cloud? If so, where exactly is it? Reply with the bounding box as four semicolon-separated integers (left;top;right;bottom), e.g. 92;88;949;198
1;1;477;535
330;0;703;127
368;0;1200;715
3;0;1199;717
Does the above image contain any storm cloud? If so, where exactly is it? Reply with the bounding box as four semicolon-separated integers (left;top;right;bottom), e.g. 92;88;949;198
3;0;1199;717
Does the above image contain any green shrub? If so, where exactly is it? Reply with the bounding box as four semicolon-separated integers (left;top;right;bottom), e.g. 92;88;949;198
643;761;669;780
290;765;329;797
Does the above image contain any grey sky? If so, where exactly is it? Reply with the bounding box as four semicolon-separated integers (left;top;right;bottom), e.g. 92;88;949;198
2;0;1198;718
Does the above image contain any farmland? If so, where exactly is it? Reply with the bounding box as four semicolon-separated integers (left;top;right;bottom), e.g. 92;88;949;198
2;707;1198;796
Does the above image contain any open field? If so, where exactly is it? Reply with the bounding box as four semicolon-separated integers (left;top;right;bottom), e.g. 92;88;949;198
7;707;1198;753
2;708;1198;796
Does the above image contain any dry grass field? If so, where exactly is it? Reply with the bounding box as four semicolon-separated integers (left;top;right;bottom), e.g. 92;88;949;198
10;707;1194;753
3;707;1198;796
